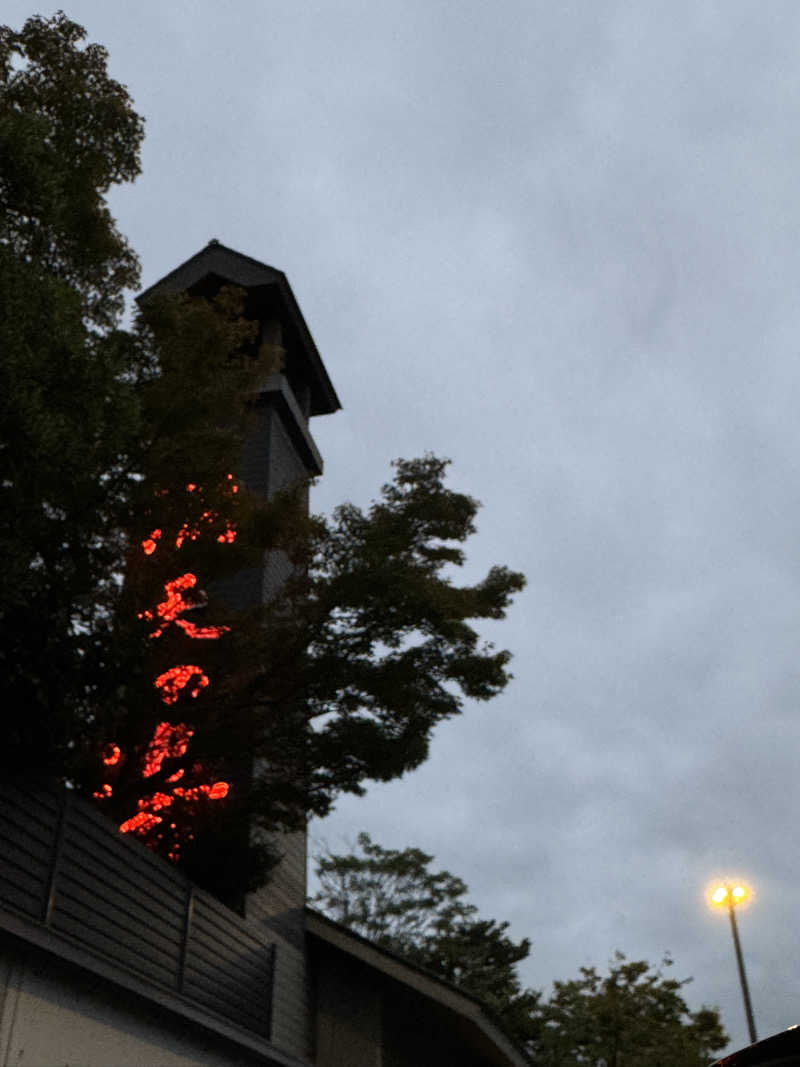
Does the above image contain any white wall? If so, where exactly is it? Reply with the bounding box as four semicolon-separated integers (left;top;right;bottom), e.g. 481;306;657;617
0;940;270;1067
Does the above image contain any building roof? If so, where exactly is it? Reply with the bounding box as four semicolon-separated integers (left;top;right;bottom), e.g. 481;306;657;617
138;240;341;418
305;908;530;1067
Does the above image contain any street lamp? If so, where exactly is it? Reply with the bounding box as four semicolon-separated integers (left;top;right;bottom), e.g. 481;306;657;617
710;882;757;1045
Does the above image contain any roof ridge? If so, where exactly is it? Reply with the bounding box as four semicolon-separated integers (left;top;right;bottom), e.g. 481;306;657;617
137;240;282;301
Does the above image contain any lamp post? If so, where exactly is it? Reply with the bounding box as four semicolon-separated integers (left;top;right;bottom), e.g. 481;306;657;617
710;883;757;1045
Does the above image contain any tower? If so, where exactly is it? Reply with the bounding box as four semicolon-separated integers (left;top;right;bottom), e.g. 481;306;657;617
139;240;340;1058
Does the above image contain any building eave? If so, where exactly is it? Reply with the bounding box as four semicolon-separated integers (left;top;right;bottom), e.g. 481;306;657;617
305;908;530;1067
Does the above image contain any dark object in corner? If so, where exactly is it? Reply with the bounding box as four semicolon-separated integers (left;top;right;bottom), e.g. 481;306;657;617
713;1026;800;1066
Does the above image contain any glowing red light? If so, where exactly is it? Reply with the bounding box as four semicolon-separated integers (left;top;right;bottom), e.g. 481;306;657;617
142;529;162;555
153;571;197;623
145;791;174;812
154;665;209;705
175;619;230;639
142;720;194;776
173;780;230;802
161;570;197;600
175;517;208;548
146;573;200;637
120;810;162;834
109;474;238;859
143;572;230;641
175;509;237;549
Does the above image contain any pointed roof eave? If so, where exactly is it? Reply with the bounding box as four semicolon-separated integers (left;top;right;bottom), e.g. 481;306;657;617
305;908;530;1067
137;240;341;417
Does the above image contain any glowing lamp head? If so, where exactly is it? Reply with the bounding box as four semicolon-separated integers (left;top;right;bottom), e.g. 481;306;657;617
709;881;752;909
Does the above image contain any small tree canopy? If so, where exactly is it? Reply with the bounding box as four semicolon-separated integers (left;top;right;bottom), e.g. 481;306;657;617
313;831;478;951
528;952;728;1067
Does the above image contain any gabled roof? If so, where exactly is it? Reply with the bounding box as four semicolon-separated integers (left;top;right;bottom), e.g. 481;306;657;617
138;240;341;418
305;908;530;1067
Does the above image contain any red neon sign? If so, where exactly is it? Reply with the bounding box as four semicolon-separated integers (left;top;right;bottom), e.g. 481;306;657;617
96;475;240;860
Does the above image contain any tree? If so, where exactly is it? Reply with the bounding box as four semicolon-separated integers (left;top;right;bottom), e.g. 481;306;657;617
0;12;144;776
1;13;526;895
528;953;728;1067
262;453;527;826
312;833;539;1045
0;12;142;327
313;841;729;1064
87;445;525;892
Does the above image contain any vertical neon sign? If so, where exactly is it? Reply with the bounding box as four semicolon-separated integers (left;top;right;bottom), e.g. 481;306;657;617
95;476;239;862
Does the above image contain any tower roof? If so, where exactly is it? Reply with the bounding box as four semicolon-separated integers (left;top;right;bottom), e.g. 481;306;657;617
138;240;341;417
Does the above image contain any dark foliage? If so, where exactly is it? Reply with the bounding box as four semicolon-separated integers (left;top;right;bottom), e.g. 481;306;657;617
0;12;144;776
528;953;728;1067
1;13;526;896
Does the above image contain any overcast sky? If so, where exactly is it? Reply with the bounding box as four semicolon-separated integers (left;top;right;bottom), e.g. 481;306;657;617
8;0;800;1053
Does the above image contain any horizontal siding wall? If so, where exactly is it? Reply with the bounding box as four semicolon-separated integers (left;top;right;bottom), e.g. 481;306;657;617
0;783;275;1042
0;784;60;922
184;892;274;1037
53;796;187;989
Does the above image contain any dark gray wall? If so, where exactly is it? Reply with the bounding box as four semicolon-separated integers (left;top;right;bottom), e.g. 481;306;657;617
312;948;382;1067
242;380;319;1062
